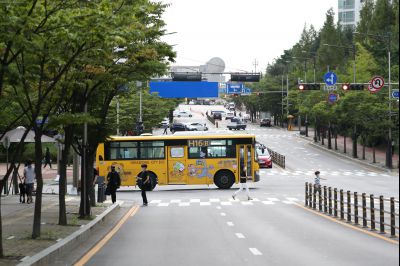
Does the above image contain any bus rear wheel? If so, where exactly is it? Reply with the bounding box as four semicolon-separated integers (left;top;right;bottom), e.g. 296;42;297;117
214;171;234;189
138;172;158;191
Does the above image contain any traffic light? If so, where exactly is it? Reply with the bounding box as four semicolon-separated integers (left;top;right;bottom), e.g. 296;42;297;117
342;84;350;91
298;83;321;91
172;72;202;82
231;73;260;82
233;94;240;97
342;83;365;91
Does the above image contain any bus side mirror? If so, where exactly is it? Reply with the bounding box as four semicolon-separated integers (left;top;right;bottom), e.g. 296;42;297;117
99;155;104;161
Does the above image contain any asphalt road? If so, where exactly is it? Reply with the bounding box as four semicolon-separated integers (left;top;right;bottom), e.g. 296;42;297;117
83;104;399;266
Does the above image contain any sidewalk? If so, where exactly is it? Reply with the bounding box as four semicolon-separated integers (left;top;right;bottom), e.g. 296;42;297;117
0;194;112;265
302;127;399;170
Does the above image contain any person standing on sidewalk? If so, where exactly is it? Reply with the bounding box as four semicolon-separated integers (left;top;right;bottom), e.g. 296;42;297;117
314;171;326;193
43;147;52;169
232;164;253;201
137;164;151;206
106;166;121;204
23;160;35;204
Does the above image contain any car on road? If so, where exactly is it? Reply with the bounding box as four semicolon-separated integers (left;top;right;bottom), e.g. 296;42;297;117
210;111;224;120
242;113;251;122
225;112;235;121
227;117;247;130
173;110;193;118
186;123;208;131
170;123;187;133
260;118;272;127
256;145;272;168
160;118;170;128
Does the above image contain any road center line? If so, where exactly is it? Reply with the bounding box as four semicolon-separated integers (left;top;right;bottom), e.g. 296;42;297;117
227;221;234;227
249;248;263;256
235;233;245;239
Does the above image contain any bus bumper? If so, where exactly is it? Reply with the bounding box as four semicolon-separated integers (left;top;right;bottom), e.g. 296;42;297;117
254;170;260;182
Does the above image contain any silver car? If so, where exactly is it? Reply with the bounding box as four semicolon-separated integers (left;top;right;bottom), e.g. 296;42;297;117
186;123;208;131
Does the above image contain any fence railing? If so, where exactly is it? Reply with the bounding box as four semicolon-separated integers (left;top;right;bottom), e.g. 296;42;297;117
206;113;216;126
305;182;399;238
267;148;286;169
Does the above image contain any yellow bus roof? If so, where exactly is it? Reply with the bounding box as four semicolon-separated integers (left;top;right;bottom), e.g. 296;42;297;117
107;133;256;142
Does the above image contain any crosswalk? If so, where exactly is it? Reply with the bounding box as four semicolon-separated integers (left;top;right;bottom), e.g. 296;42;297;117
260;169;392;178
148;197;300;207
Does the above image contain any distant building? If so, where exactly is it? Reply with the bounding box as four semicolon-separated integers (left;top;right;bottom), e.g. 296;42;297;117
170;57;226;83
338;0;365;28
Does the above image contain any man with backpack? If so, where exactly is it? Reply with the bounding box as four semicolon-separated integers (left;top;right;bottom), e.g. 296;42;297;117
137;164;151;206
106;166;121;204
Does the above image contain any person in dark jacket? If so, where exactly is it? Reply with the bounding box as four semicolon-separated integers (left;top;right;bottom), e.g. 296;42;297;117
232;164;252;201
107;166;121;204
43;147;52;169
137;164;151;206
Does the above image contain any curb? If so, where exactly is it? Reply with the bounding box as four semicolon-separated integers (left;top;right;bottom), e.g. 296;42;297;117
298;135;395;173
17;201;124;266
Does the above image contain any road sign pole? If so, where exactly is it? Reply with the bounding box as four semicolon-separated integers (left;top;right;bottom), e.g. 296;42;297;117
387;34;392;169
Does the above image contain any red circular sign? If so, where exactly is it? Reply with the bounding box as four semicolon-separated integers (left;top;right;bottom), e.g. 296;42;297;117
368;76;385;93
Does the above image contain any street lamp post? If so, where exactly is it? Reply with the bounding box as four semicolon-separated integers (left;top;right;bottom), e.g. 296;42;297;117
354;32;393;168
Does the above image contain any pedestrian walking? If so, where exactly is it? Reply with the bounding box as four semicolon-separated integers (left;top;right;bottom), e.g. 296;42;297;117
23;160;35;204
232;164;252;201
43;147;52;169
137;164;151;206
106;166;121;204
314;171;326;192
163;125;168;135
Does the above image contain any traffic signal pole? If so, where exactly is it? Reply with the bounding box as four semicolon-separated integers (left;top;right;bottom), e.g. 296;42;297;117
387;33;393;169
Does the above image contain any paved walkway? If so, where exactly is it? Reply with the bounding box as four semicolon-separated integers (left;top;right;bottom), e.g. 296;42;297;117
0;194;111;265
301;127;399;169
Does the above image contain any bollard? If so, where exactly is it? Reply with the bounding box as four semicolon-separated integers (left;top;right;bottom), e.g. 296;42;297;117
319;186;323;212
347;191;351;222
305;182;308;206
362;193;367;228
328;187;332;215
390;197;396;237
323;186;328;213
370;194;376;231
309;183;313;208
340;190;344;220
379;196;385;234
334;188;338;217
354;192;359;225
312;184;317;210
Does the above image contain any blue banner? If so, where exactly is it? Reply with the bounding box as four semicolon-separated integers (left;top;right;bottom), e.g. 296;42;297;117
150;82;219;98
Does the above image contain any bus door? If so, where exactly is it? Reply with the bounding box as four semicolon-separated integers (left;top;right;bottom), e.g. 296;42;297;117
167;146;188;184
239;145;253;181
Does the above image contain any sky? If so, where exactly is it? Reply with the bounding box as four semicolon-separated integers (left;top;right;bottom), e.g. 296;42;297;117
160;0;338;72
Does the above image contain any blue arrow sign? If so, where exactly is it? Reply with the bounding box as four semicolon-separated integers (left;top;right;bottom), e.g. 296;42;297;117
328;93;339;104
227;83;244;94
324;72;338;86
392;90;399;99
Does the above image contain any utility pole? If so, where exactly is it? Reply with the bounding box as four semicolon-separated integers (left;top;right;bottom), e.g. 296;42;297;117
116;96;120;135
387;33;393;169
253;59;259;74
281;75;284;127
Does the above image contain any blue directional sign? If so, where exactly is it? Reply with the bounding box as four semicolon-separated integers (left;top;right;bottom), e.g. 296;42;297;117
328;93;339;104
392;90;399;99
242;88;252;95
324;72;338;86
227;83;244;94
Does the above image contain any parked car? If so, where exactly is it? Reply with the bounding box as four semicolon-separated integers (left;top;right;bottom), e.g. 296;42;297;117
225;112;235;120
186;123;208;131
173;110;193;118
160;118;170;128
211;111;224;120
256;145;272;168
243;113;251;122
227;117;247;130
170;123;187;133
260;118;272;127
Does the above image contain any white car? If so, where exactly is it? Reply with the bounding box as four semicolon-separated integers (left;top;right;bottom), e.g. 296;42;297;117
225;112;235;120
186;123;208;131
173;111;193;118
160;118;170;128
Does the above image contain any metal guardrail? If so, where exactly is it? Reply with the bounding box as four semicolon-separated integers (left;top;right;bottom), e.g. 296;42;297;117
267;148;286;169
206;114;216;126
305;182;399;238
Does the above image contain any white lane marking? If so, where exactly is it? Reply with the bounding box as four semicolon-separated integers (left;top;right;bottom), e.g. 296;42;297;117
227;222;234;227
241;202;254;206
267;198;280;202
251;198;260;202
235;233;245;239
262;201;275;205
249;248;263;256
170;199;181;203
216;206;222;209
190;199;201;203
6;236;15;240
179;202;190;207
200;202;211;206
286;197;299;202
282;201;296;205
150;200;162;204
158;203;170;207
221;202;232;206
220;212;227;217
210;198;220;202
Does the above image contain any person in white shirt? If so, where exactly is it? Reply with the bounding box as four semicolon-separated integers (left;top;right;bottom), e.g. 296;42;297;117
24;160;36;204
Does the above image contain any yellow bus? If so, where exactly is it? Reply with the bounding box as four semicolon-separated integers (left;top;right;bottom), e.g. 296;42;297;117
96;133;260;190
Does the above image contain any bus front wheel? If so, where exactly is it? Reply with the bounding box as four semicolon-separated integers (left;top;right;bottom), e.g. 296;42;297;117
214;171;235;189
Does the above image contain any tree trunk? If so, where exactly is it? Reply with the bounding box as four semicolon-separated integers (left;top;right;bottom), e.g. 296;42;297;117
344;136;347;154
0;181;4;258
328;124;332;150
314;125;318;143
352;126;358;159
58;129;72;226
335;132;338;150
373;147;376;163
321;127;325;146
32;128;44;239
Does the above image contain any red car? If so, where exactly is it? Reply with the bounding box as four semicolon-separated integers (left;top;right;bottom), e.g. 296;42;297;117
257;146;272;168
